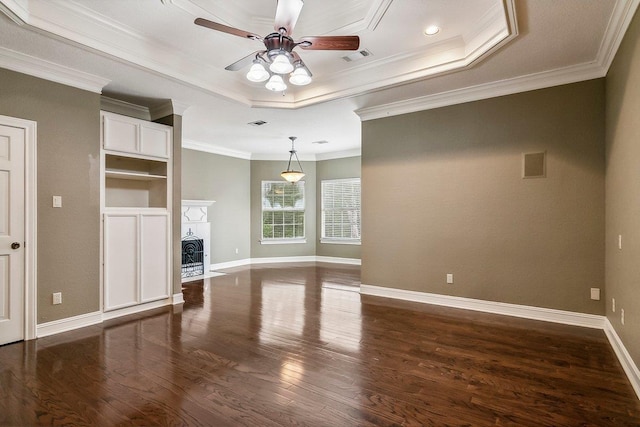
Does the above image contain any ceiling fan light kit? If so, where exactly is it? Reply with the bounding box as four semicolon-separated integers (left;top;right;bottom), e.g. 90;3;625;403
195;0;360;93
266;74;287;92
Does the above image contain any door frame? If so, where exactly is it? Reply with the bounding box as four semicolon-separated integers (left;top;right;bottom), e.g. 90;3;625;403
0;115;37;341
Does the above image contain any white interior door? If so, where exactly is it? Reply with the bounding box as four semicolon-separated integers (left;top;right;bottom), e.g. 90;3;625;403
0;124;25;345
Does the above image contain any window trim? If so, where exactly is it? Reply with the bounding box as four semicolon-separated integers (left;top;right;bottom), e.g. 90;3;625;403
261;180;306;243
321;177;361;245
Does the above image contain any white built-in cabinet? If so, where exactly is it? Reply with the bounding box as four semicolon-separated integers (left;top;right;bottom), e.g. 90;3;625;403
100;111;172;313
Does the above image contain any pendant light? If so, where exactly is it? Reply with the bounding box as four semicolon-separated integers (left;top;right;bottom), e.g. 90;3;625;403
281;136;305;183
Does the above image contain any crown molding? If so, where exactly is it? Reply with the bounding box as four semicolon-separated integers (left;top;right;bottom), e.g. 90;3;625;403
355;61;605;121
315;149;361;161
356;0;638;121
0;46;110;93
182;139;252;160
100;96;151;120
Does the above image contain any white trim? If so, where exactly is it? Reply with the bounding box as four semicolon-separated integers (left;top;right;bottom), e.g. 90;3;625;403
100;96;151;120
260;239;307;245
0;47;110;94
315;149;361;161
320;238;361;245
37;311;103;338
355;62;605;121
182;139;361;161
102;298;172;321
172;292;184;305
210;256;361;271
210;258;252;270
0;115;38;341
604;318;640;400
182;139;252;160
315;256;361;266
359;284;605;329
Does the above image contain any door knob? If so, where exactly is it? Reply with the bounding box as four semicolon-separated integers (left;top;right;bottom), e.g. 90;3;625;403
11;242;20;250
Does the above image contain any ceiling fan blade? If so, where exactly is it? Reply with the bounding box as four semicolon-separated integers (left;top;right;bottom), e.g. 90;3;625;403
298;36;360;51
225;51;265;71
274;0;303;35
195;18;262;41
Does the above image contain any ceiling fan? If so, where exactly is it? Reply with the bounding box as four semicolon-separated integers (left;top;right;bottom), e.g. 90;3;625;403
194;0;360;92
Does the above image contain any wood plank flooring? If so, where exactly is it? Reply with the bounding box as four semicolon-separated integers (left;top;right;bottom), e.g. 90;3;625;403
1;263;639;426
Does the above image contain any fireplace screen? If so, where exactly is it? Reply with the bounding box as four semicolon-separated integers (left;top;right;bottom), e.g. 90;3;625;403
181;232;204;278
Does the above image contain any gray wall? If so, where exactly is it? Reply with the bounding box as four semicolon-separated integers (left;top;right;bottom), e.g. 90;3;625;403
0;68;100;323
316;156;361;259
182;149;251;264
250;160;317;258
605;8;640;367
361;79;606;315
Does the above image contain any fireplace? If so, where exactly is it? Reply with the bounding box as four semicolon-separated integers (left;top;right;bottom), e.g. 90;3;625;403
181;199;215;279
181;231;204;277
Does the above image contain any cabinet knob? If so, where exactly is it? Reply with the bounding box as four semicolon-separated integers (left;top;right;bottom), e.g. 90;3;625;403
11;242;20;250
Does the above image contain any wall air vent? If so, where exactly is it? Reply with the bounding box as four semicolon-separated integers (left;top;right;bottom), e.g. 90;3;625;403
248;120;267;126
342;49;372;62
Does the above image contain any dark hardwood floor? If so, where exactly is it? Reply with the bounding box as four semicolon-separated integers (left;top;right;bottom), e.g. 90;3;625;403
1;263;639;426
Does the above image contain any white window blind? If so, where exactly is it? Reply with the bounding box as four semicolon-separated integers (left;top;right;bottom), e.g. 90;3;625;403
261;181;305;241
321;178;361;243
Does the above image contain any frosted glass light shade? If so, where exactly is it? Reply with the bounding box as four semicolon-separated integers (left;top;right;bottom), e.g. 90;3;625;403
289;67;312;86
269;54;294;74
281;170;305;183
265;75;287;92
246;63;269;82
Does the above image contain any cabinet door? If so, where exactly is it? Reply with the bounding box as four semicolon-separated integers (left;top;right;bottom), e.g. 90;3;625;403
103;114;139;154
140;214;170;302
140;123;170;159
104;214;138;311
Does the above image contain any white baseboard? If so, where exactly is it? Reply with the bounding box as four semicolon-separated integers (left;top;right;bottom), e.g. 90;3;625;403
315;256;361;265
102;298;172;321
37;311;103;338
360;284;605;329
210;256;361;271
604;318;640;400
172;292;184;305
360;284;640;401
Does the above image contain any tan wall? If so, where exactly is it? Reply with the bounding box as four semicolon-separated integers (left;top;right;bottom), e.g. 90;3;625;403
605;8;640;366
362;79;605;315
250;160;317;258
182;149;251;263
316;156;362;259
0;68;101;323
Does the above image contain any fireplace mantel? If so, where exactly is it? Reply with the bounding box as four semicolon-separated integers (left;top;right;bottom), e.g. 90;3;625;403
182;200;215;223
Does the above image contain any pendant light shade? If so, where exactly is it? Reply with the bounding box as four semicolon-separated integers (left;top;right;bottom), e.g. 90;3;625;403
265;75;287;92
281;136;305;183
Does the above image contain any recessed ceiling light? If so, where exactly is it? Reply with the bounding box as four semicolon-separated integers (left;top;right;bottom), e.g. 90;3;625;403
424;25;440;36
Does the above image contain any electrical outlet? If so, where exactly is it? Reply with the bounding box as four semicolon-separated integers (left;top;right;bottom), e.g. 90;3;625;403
621;308;625;325
52;292;62;305
612;298;616;312
446;273;454;284
618;234;622;250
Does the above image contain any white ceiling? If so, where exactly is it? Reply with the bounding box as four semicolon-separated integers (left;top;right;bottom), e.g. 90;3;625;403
0;0;637;159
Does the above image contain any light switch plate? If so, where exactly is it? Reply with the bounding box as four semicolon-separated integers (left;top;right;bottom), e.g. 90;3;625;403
53;196;62;208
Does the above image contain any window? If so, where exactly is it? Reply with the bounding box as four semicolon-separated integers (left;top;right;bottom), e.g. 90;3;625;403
261;181;305;242
321;178;361;244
